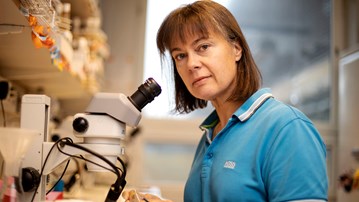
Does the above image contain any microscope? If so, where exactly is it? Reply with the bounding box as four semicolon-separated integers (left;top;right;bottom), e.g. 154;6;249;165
18;78;161;201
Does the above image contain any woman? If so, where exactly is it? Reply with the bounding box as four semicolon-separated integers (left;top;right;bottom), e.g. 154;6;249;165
124;1;328;201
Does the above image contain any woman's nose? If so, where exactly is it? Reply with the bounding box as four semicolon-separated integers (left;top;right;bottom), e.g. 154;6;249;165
187;53;201;71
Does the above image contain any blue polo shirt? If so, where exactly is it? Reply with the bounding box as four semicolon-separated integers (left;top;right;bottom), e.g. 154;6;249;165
184;88;328;202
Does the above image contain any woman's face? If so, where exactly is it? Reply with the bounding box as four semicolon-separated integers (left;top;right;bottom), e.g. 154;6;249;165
170;31;242;102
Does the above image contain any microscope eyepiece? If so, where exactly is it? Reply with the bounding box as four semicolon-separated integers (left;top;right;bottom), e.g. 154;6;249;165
128;78;161;111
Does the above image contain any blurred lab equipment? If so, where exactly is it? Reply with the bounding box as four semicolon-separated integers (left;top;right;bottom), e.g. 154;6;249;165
0;128;38;201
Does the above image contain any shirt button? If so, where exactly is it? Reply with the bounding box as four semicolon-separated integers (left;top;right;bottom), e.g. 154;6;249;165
208;153;213;158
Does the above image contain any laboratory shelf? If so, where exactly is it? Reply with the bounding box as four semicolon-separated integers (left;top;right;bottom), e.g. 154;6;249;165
0;0;105;100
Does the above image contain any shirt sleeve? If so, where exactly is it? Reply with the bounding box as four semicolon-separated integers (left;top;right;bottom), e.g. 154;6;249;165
262;117;328;202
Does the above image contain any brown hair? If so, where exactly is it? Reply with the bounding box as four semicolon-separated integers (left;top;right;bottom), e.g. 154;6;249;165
156;0;262;113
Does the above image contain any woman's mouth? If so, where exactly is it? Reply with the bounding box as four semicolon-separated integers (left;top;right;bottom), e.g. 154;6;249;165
192;76;210;86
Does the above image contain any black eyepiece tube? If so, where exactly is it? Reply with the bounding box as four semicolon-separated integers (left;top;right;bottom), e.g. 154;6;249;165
128;78;161;111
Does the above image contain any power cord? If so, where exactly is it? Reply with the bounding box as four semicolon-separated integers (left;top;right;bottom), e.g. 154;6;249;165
30;137;127;202
46;159;71;194
31;137;70;202
58;139;127;202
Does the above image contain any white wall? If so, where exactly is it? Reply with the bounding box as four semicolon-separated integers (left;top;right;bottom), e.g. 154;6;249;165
337;49;359;202
100;0;147;95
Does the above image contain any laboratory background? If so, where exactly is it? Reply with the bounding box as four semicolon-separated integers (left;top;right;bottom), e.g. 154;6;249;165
0;0;358;201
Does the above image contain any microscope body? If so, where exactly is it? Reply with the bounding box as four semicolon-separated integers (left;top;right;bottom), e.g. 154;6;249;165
71;93;138;172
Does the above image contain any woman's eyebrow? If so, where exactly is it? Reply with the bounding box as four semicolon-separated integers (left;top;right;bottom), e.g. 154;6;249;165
170;47;181;55
192;36;207;46
170;36;208;54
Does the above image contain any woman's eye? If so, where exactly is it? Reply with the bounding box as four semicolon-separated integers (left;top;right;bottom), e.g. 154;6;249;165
198;44;209;51
175;53;186;61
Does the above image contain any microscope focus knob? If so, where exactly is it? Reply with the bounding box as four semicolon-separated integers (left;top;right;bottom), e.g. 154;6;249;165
22;167;40;192
73;117;89;133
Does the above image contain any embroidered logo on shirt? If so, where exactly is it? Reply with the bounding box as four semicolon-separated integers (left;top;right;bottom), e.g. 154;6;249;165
224;161;236;169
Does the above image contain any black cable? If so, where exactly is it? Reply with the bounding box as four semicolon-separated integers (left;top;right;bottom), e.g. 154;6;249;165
63;140;124;177
30;137;127;202
30;137;73;202
56;142;118;174
58;140;121;175
49;157;81;192
59;139;127;201
117;156;127;181
47;139;124;195
56;140;127;177
1;99;6;127
104;157;127;202
46;159;71;194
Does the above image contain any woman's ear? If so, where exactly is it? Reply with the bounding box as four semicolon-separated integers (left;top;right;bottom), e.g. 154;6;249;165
233;42;242;62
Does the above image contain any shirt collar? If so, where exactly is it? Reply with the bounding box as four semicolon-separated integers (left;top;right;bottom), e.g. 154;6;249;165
235;88;273;122
200;88;273;129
